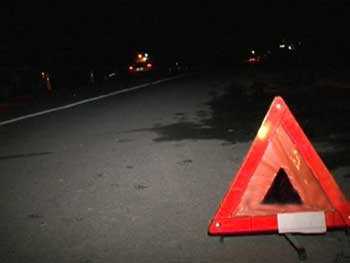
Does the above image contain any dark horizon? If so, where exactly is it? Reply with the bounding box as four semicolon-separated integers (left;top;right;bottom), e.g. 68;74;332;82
1;1;350;69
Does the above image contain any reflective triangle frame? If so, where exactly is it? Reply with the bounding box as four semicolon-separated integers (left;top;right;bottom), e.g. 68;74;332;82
209;96;350;235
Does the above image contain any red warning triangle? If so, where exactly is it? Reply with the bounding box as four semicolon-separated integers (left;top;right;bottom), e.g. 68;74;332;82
209;96;350;235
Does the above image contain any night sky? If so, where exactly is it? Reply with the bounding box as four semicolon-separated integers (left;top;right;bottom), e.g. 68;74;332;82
1;1;349;68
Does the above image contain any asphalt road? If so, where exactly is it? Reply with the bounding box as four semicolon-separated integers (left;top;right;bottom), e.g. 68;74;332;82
0;69;349;263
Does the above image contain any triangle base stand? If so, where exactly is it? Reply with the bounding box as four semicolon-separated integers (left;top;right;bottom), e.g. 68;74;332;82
219;235;307;261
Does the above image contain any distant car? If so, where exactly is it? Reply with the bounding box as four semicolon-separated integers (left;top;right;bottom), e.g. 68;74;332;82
128;61;153;73
128;52;153;74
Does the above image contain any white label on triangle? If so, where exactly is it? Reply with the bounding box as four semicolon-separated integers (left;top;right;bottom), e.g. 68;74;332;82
277;211;326;233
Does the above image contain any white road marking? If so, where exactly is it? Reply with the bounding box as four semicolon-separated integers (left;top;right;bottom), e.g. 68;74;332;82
0;74;189;126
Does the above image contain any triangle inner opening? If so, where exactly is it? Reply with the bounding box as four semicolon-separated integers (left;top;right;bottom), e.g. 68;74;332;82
262;168;303;205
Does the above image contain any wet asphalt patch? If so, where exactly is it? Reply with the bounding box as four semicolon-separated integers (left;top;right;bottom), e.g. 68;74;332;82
131;77;349;173
132;84;272;143
0;152;53;161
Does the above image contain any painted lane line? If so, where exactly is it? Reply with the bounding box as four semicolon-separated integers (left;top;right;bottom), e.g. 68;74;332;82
0;74;189;127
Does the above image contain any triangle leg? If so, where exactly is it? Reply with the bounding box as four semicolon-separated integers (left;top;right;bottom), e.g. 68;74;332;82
283;234;307;261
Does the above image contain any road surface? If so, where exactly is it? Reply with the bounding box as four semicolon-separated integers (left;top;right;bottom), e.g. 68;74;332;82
1;69;349;262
